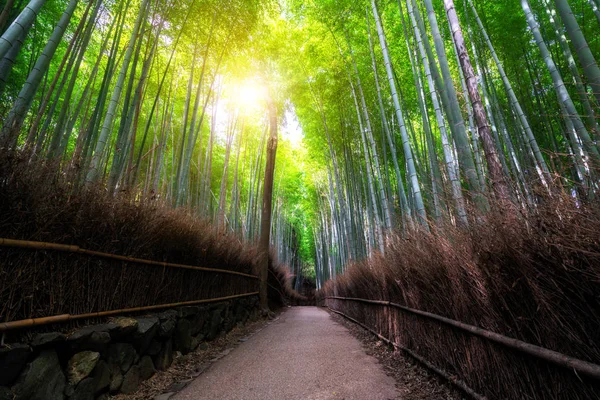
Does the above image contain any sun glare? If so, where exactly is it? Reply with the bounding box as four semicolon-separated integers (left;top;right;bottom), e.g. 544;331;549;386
234;81;266;112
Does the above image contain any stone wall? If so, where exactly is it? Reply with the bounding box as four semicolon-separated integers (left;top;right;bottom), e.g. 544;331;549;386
0;296;260;400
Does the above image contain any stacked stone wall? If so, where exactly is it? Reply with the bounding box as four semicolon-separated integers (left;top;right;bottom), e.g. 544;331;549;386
0;296;260;399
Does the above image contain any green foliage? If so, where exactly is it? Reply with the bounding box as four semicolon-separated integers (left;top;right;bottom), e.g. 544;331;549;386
1;0;599;285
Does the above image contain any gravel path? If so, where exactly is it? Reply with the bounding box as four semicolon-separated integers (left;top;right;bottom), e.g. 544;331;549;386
173;306;400;400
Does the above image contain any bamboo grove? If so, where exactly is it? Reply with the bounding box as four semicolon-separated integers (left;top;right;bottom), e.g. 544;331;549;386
0;0;599;289
281;0;600;287
0;0;311;286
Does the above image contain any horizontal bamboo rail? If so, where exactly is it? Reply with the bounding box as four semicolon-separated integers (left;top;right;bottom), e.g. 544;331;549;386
0;292;259;332
327;306;487;400
326;296;600;380
0;238;258;279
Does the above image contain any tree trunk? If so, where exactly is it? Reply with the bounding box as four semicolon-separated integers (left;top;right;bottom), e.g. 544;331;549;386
86;0;149;183
444;0;511;205
554;0;600;107
48;0;101;159
588;0;600;25
0;15;29;93
0;0;17;34
258;94;278;312
467;0;550;184
349;76;385;253
344;28;393;231
218;115;238;229
541;0;599;141
0;0;45;62
177;32;227;206
371;0;427;225
0;0;77;147
405;0;468;225
130;0;195;187
420;0;484;206
522;0;600;166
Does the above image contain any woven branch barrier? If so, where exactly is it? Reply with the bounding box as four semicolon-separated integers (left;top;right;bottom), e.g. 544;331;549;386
326;296;600;380
0;237;258;279
327;306;487;400
0;291;259;332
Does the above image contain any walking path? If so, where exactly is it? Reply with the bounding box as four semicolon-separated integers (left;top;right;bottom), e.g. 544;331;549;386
174;306;399;400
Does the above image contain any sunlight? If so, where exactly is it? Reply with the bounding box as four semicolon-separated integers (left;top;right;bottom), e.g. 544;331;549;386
232;80;267;113
212;78;269;143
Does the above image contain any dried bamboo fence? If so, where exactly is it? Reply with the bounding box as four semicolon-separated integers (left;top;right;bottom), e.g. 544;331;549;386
0;238;260;333
326;296;600;400
0;238;258;279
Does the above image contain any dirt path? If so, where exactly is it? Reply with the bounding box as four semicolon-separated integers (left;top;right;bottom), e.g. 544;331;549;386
173;306;399;400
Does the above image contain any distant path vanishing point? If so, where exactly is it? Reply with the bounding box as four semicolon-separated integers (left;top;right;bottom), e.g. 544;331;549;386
174;306;399;400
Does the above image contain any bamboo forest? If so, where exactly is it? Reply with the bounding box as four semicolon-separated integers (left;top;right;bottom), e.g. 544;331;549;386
1;0;600;399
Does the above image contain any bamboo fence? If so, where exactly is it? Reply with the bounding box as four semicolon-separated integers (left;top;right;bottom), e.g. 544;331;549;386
326;296;600;380
0;238;261;332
